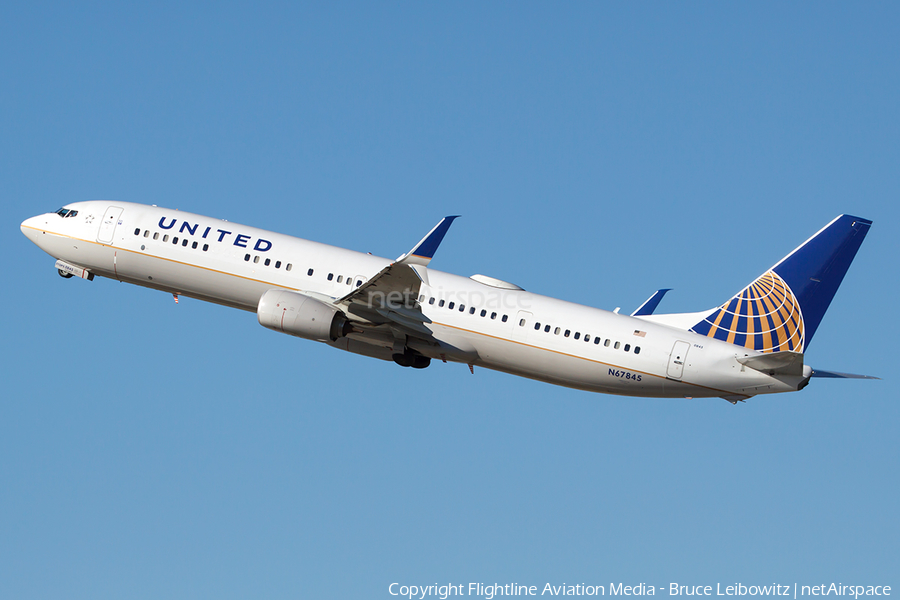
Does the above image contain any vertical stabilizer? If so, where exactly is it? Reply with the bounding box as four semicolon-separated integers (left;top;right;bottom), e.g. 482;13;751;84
690;215;872;352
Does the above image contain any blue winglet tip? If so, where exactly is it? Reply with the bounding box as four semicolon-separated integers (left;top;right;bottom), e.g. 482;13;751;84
632;288;672;317
412;215;461;260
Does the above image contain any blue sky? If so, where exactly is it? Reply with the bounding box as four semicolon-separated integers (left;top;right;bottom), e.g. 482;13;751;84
2;3;898;598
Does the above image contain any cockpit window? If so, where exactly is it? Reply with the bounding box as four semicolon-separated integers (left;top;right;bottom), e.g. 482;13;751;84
55;208;78;218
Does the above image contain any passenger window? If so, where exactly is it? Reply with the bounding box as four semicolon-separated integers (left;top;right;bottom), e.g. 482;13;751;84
143;230;150;237
565;330;571;337
203;244;209;251
356;280;362;287
346;278;351;285
307;269;314;276
519;319;526;327
544;324;551;332
182;239;189;247
614;341;621;349
448;302;455;310
594;337;601;345
253;256;260;264
153;232;159;240
574;332;580;340
419;295;425;302
634;346;641;354
337;275;343;283
554;327;560;335
604;339;610;347
173;237;179;244
491;312;497;319
328;273;334;281
163;235;169;242
502;315;508;322
244;254;251;261
534;322;541;330
191;241;197;249
584;335;590;342
275;261;281;268
286;264;292;271
459;304;465;312
481;310;487;317
134;228;140;235
469;307;476;314
429;298;435;305
624;344;631;352
264;258;271;266
439;300;445;307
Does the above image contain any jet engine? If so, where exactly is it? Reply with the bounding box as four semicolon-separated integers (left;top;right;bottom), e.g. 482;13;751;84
257;289;352;342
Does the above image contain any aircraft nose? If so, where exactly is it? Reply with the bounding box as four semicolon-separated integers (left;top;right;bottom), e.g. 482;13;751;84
21;214;45;242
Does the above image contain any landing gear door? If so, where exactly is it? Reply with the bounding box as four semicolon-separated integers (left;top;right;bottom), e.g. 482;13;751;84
97;206;124;244
667;340;691;380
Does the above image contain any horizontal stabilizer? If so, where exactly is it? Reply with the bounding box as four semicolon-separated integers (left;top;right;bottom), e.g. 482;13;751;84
810;369;880;380
737;351;805;377
631;289;672;316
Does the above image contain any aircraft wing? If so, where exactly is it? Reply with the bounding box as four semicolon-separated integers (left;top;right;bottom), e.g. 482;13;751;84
334;216;458;335
336;261;430;330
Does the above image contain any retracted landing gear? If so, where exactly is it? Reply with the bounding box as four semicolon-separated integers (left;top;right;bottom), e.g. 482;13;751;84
392;348;431;369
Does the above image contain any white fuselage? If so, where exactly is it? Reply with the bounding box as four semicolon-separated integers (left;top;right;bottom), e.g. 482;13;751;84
21;201;807;399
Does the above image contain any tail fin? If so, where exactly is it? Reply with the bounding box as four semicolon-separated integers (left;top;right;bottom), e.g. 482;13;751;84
689;215;872;353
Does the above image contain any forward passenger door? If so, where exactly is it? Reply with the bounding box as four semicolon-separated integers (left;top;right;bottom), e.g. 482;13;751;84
97;206;124;244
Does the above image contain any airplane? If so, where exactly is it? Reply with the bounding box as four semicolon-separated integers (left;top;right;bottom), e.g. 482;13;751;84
20;201;876;403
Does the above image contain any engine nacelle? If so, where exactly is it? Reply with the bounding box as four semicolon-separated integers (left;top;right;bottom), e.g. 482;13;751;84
257;289;351;342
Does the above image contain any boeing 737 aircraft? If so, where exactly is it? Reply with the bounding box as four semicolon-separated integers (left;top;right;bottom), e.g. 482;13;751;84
21;202;875;402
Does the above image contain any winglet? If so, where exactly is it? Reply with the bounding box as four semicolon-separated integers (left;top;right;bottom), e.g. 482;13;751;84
631;289;672;317
396;216;460;266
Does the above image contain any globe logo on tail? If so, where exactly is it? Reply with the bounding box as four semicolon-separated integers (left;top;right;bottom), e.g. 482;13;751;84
691;271;805;353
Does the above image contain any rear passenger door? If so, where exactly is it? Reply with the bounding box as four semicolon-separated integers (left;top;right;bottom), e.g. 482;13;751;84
667;341;691;380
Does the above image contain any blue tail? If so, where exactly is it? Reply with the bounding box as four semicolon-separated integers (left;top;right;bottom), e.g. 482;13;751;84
690;215;872;353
